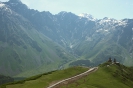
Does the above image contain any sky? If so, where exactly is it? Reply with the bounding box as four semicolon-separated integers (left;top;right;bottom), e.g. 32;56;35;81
1;0;133;19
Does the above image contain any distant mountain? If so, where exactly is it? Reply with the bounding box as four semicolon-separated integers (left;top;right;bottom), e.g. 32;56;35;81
0;1;74;77
0;0;133;77
72;18;133;66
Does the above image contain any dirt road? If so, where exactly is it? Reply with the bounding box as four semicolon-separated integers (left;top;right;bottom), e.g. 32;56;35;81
47;67;98;88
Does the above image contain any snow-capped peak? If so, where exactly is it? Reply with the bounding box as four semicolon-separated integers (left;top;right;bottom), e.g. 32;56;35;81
0;2;14;15
0;2;5;7
79;13;93;18
78;13;97;21
99;17;127;27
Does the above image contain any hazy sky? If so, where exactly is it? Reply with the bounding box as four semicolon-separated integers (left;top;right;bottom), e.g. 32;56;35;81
1;0;133;19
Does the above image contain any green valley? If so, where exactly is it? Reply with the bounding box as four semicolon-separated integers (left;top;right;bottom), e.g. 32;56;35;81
0;0;133;84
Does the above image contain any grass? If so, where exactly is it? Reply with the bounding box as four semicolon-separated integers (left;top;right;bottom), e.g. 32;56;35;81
1;66;88;88
0;27;76;77
61;62;133;88
1;62;133;88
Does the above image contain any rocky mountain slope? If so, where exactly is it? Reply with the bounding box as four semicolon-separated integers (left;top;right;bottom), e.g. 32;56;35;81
0;0;133;76
0;0;74;76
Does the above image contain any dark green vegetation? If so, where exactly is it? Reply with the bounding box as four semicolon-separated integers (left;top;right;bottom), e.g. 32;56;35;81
69;59;93;67
0;75;14;85
61;62;133;88
0;67;88;88
0;0;133;77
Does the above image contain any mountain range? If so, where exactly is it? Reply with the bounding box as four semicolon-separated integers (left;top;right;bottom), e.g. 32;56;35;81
0;0;133;77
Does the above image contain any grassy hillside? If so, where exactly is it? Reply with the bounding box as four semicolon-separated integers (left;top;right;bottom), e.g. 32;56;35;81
0;67;88;88
0;29;75;77
0;75;14;85
61;62;133;88
1;63;133;88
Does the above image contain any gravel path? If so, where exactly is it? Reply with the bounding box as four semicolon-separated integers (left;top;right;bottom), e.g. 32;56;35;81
46;67;98;88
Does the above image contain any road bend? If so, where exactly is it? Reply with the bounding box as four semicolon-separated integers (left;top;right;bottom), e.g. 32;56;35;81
47;67;98;88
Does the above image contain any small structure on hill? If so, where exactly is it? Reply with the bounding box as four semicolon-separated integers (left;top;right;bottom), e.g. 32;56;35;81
113;58;116;63
107;57;120;66
108;57;112;63
115;62;120;66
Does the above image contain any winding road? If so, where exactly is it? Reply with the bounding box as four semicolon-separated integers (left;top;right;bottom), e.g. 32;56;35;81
47;67;98;88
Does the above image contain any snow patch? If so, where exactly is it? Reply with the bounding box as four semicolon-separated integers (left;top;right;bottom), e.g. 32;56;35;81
117;20;127;26
78;13;97;21
86;37;92;41
79;13;92;18
96;29;103;32
104;30;109;32
69;43;73;48
0;3;5;7
99;18;127;27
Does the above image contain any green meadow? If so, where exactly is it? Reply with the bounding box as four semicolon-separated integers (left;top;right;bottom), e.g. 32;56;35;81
1;62;133;88
61;63;133;88
1;67;88;88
